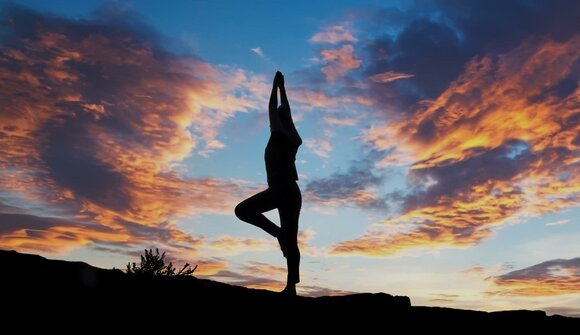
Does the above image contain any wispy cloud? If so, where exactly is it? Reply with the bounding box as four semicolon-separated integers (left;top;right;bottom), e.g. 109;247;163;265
245;261;287;276
305;152;388;211
251;47;265;58
461;266;486;276
429;293;460;302
291;87;372;111
208;235;272;254
305;138;333;158
487;258;580;296
323;116;359;127
545;219;571;226
369;71;414;83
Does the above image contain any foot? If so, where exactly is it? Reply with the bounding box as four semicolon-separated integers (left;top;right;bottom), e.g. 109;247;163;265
280;284;296;296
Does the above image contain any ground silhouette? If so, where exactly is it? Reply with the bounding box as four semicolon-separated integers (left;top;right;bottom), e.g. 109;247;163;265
1;249;578;328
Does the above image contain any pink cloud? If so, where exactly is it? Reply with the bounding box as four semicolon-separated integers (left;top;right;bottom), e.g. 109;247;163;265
310;25;357;44
320;45;361;81
305;138;333;158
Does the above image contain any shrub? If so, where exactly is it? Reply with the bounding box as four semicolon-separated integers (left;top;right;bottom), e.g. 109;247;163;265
126;248;197;276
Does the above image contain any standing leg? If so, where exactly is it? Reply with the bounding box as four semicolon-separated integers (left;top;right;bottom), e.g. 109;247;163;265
235;189;280;238
279;183;302;294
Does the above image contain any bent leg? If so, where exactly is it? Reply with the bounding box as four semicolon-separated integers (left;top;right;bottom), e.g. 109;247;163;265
235;189;280;238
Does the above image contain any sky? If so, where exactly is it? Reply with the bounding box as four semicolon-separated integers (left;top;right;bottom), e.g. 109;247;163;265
0;0;579;316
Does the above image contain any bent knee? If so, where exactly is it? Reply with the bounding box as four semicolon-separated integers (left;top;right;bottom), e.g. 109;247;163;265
234;203;248;221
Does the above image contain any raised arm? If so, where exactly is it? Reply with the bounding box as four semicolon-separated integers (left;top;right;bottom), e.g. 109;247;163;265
269;72;287;135
279;78;290;113
277;72;302;146
269;78;278;113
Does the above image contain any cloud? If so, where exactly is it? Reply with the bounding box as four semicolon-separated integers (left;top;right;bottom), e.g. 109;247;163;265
461;266;486;276
298;228;318;256
208;269;285;291
310;25;357;44
323;116;359;127
0;5;264;254
300;286;354;297
0;213;133;253
290;87;372;111
250;47;265;57
382;18;470;98
429;293;460;302
369;71;414;84
487;258;580;296
499;263;515;272
545;219;571;226
320;45;361;81
305;151;389;211
305;138;333;158
361;0;580;103
331;34;580;256
208;236;272;254
245;262;287;276
194;258;229;276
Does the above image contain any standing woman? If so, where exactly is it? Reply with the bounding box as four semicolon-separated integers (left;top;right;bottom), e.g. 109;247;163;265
235;71;302;295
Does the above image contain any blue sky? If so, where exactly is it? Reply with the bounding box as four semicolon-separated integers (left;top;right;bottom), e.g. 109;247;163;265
0;0;579;316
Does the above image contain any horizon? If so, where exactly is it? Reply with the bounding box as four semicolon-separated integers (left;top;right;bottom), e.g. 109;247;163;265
0;0;578;316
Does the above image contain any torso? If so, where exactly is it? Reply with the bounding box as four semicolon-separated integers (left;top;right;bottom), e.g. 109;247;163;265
265;132;299;186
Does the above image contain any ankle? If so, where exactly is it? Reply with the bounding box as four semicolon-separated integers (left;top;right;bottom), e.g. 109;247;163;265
281;283;296;296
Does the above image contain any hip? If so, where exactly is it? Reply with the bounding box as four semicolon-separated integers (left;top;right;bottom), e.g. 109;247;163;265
267;180;302;205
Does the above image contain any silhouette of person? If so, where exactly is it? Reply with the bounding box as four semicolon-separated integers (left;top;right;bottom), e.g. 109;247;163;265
235;71;303;296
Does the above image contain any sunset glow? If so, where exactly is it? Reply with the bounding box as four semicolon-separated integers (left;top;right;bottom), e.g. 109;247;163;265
0;0;578;316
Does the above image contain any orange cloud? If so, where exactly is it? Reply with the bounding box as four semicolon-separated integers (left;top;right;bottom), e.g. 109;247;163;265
0;224;132;254
332;180;522;256
320;45;361;81
332;35;580;256
310;25;357;44
306;188;385;211
366;36;580;169
208;236;271;252
461;266;486;276
194;259;229;276
245;262;287;277
487;258;580;296
0;7;259;254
